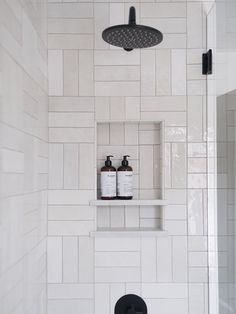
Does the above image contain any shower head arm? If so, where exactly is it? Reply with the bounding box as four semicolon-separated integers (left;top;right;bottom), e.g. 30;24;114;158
128;7;136;25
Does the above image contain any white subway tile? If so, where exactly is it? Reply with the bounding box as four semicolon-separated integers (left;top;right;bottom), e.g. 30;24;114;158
110;284;126;314
95;267;140;283
147;299;188;314
48;205;94;221
95;238;140;251
95;82;140;97
95;97;110;120
49;97;94;112
95;252;140;267
172;236;188;282
79;144;95;189
189;252;208;267
94;4;109;49
187;3;202;48
48;190;93;205
111;207;125;228
48;50;63;96
49;128;94;143
142;283;188;298
2;149;24;173
48;221;94;236
63;50;78;96
125;207;139;228
49;112;94;128
141;50;155;96
141;237;157;282
156;237;172;282
172;49;186;95
94;50;140;66
95;284;109;314
64;144;79;189
171;143;186;188
48;300;93;314
140;146;154;189
95;66;140;81
188;96;203;142
165;127;186;142
48;283;94;299
189;284;205;314
156;49;171;95
49;144;63;189
165;205;187;220
141;96;186;112
48;34;93;50
141;3;187;18
141;112;186;127
48;18;93;34
125;97;140;120
110;97;125;120
189;268;208;283
79;50;94;96
62;237;78;283
47;237;62;283
48;3;93;18
78;237;94;282
188;158;206;173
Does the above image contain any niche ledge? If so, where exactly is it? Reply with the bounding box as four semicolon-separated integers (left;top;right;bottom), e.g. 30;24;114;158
89;199;167;207
90;228;168;238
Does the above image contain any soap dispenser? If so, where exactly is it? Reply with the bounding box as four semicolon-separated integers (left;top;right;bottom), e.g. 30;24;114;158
101;155;117;200
117;155;133;200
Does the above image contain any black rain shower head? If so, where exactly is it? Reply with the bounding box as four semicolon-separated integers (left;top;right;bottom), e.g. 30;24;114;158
102;6;163;52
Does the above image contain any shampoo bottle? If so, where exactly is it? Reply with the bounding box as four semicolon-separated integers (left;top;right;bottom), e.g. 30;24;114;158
101;155;116;200
117;155;133;200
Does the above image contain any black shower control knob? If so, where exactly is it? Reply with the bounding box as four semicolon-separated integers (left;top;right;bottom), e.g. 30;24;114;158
126;307;143;314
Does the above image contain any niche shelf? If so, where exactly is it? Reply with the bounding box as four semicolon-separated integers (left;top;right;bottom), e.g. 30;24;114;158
90;120;167;237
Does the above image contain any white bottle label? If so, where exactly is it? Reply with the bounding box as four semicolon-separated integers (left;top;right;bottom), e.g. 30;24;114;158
117;171;133;197
101;172;116;198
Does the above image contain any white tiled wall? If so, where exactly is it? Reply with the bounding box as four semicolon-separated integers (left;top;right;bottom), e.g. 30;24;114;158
47;0;211;314
0;0;48;313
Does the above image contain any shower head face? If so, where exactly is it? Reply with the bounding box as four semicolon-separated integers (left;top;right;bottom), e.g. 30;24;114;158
102;6;163;51
102;24;163;50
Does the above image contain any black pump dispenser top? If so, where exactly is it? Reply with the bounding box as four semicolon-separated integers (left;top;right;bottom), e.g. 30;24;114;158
122;155;130;167
105;155;113;167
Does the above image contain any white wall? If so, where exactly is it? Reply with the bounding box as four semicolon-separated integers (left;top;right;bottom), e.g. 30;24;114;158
47;1;210;314
0;1;48;313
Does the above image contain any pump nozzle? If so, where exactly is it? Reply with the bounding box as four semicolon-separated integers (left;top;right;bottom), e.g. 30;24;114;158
122;155;130;166
105;155;113;167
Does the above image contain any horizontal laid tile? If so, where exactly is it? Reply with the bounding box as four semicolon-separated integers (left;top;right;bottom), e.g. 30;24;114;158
141;96;186;111
95;267;140;283
48;205;95;220
141;18;186;34
48;18;93;34
141;112;186;126
147;299;188;314
95;66;140;81
95;252;140;267
48;190;93;205
48;34;93;49
94;50;140;65
95;82;140;96
95;238;140;251
188;236;207;251
49;113;94;127
48;221;94;236
49;128;94;143
165;127;186;142
48;3;93;18
49;97;94;112
48;284;93;299
141;3;187;18
97;145;138;160
165;205;187;220
48;300;93;314
142;283;188;298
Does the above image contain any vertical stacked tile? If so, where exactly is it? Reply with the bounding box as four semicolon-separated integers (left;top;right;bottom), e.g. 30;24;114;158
0;0;48;313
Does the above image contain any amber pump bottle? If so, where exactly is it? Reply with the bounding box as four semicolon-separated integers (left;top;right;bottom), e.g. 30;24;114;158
101;155;117;200
117;155;133;200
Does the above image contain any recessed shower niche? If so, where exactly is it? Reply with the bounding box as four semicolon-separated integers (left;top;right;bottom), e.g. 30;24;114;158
90;120;167;236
